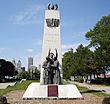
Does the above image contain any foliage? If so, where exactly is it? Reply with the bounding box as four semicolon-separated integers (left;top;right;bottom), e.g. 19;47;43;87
0;80;39;96
90;78;104;84
62;50;74;79
62;44;93;79
17;71;30;79
86;15;110;48
74;77;84;83
34;68;40;79
90;78;110;85
28;68;40;79
86;15;110;78
63;15;110;82
0;59;16;82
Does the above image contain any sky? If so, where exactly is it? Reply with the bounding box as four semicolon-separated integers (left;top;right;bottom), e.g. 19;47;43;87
0;0;110;69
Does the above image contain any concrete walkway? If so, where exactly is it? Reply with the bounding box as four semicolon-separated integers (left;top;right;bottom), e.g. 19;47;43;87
0;82;16;89
69;81;110;94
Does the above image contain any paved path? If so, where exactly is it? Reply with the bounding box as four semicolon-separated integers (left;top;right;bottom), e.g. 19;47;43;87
0;82;16;89
69;81;110;94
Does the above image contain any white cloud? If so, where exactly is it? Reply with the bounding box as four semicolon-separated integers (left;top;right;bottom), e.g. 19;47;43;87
0;48;7;53
10;4;45;24
62;43;88;54
62;44;80;50
26;49;33;52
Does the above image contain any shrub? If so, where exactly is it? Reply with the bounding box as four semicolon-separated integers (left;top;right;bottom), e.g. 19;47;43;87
74;77;84;83
90;78;104;84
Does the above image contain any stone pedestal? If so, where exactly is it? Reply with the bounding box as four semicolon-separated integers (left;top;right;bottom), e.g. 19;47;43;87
23;83;82;99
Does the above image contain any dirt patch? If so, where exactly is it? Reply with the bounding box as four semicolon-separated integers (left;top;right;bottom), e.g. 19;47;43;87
5;90;104;104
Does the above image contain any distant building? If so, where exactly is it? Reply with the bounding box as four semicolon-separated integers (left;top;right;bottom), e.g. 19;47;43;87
28;57;33;72
38;64;41;70
17;60;22;72
21;67;25;71
12;59;16;67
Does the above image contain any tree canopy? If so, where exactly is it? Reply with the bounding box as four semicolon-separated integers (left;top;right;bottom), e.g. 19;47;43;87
0;59;16;78
86;15;110;78
63;15;110;80
62;44;93;79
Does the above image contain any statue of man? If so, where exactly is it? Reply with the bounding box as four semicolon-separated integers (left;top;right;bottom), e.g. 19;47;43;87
51;49;61;84
48;52;55;84
42;49;55;84
42;56;49;84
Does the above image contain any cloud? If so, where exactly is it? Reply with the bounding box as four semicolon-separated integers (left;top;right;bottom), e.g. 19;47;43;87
26;49;33;52
0;48;7;53
10;4;45;24
62;44;80;50
62;43;88;54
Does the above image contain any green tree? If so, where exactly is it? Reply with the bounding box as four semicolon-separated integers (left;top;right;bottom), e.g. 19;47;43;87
86;15;110;79
34;68;40;79
62;49;74;79
62;45;93;80
18;71;30;79
73;45;94;79
0;59;6;82
0;59;16;77
5;61;15;77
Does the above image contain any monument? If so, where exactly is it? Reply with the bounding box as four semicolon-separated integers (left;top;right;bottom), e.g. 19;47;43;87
40;3;62;85
23;3;82;99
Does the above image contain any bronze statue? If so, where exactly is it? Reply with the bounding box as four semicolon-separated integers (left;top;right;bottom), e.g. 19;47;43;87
42;48;61;84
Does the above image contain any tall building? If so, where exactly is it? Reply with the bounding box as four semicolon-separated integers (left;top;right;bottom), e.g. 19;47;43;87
17;60;22;72
12;59;16;67
28;57;33;72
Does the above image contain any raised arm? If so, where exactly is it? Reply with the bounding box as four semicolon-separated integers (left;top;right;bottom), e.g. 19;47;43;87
48;48;51;57
55;48;58;59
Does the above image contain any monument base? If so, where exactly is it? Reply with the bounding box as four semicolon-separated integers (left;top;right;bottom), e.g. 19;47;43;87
23;83;82;99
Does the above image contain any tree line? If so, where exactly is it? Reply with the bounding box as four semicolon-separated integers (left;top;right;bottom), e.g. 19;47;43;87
0;58;40;82
62;15;110;82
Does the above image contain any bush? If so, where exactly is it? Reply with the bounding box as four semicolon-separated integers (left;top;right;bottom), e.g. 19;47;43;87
74;77;84;83
90;78;104;84
90;78;110;85
105;78;110;85
17;71;30;79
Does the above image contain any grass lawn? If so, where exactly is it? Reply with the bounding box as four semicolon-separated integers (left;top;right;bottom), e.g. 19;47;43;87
0;80;39;96
0;80;110;97
77;85;110;97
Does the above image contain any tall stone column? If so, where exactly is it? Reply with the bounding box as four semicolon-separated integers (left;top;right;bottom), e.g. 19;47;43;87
40;4;63;84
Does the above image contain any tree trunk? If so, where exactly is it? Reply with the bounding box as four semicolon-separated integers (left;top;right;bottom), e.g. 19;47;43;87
103;72;106;79
90;74;92;81
93;73;96;79
96;74;99;78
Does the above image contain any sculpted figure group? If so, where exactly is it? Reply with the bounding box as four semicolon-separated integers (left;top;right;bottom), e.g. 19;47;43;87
42;49;61;85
